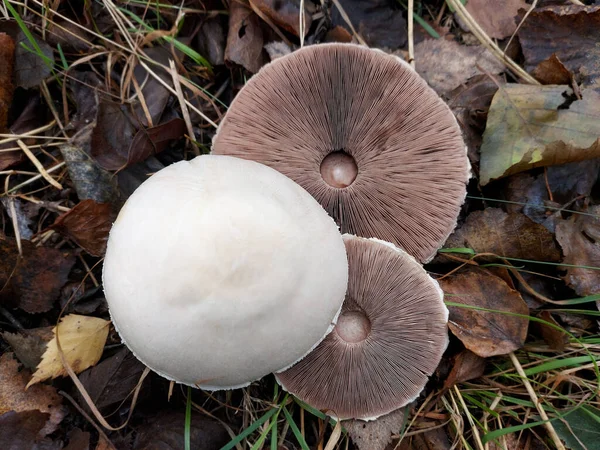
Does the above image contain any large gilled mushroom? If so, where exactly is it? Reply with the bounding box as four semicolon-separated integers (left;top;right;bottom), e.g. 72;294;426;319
275;235;449;420
212;43;470;263
102;155;349;390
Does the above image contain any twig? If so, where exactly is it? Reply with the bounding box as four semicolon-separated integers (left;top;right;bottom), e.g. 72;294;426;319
7;197;23;256
508;352;566;450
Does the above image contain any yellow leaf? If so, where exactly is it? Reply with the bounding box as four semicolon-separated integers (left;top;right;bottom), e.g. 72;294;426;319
26;314;110;388
479;85;600;185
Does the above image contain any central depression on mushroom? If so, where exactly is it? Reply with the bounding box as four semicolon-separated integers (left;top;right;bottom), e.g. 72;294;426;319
212;43;470;263
102;155;349;390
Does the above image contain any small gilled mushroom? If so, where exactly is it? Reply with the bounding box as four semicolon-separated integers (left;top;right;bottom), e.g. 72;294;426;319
275;235;448;420
212;43;470;263
102;155;348;390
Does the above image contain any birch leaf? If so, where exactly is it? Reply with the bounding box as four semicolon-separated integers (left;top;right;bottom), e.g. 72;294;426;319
26;315;110;388
479;85;600;185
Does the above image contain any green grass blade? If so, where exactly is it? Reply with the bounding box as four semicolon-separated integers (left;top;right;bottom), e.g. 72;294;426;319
524;355;600;376
185;386;192;450
220;408;279;450
283;407;310;450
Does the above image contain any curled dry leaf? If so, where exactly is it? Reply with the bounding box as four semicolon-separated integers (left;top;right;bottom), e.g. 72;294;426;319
27;314;110;388
442;350;486;390
479;85;600;185
445;74;499;167
250;0;311;37
0;32;15;132
0;239;76;314
1;326;54;370
50;200;115;257
414;39;503;95
518;5;600;87
225;1;264;73
331;0;407;49
345;408;405;450
439;268;529;357
445;208;561;261
555;206;600;304
461;0;527;39
0;353;65;434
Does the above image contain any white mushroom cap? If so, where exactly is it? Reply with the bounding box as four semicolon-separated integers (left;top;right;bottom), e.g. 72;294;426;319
102;155;348;390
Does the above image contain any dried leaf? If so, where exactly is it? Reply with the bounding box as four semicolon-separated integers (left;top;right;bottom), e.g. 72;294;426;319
555;206;600;300
443;350;486;389
250;0;311;36
27;314;110;388
445;208;561;261
518;5;600;87
479;85;600;185
439;268;529;357
0;32;15;132
462;0;527;39
133;412;229;450
196;16;226;66
78;348;146;411
446;74;499;167
0;353;65;433
0;95;44;170
0;410;61;450
1;326;54;370
534;311;568;351
0;240;76;313
532;54;575;85
331;0;407;50
13;30;54;88
50;200;114;257
126;118;186;169
225;2;265;73
63;428;91;450
345;408;405;450
414;40;503;95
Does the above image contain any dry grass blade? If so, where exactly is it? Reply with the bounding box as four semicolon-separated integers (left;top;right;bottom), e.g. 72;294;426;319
16;140;63;190
168;60;199;155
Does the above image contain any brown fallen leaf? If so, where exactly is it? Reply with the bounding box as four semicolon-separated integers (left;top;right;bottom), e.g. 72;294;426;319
50;200;115;257
555;206;600;301
0;353;65;433
13;30;54;89
63;428;91;450
78;348;147;412
460;0;527;39
250;0;311;37
0;410;62;450
534;311;568;352
225;1;265;73
0;95;46;170
1;326;54;370
439;268;529;357
345;408;405;450
479;85;600;185
27;314;110;388
445;74;499;167
196;16;227;66
398;427;451;450
0;239;76;314
518;5;600;87
133;411;229;450
444;208;561;261
442;350;486;390
0;32;15;132
532;54;576;86
414;39;503;95
331;0;407;50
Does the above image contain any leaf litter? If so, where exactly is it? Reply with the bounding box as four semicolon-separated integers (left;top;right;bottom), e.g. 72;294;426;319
1;1;600;449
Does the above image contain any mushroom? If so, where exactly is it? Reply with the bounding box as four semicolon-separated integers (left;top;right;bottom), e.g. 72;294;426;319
212;43;470;263
275;234;448;420
102;155;348;390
